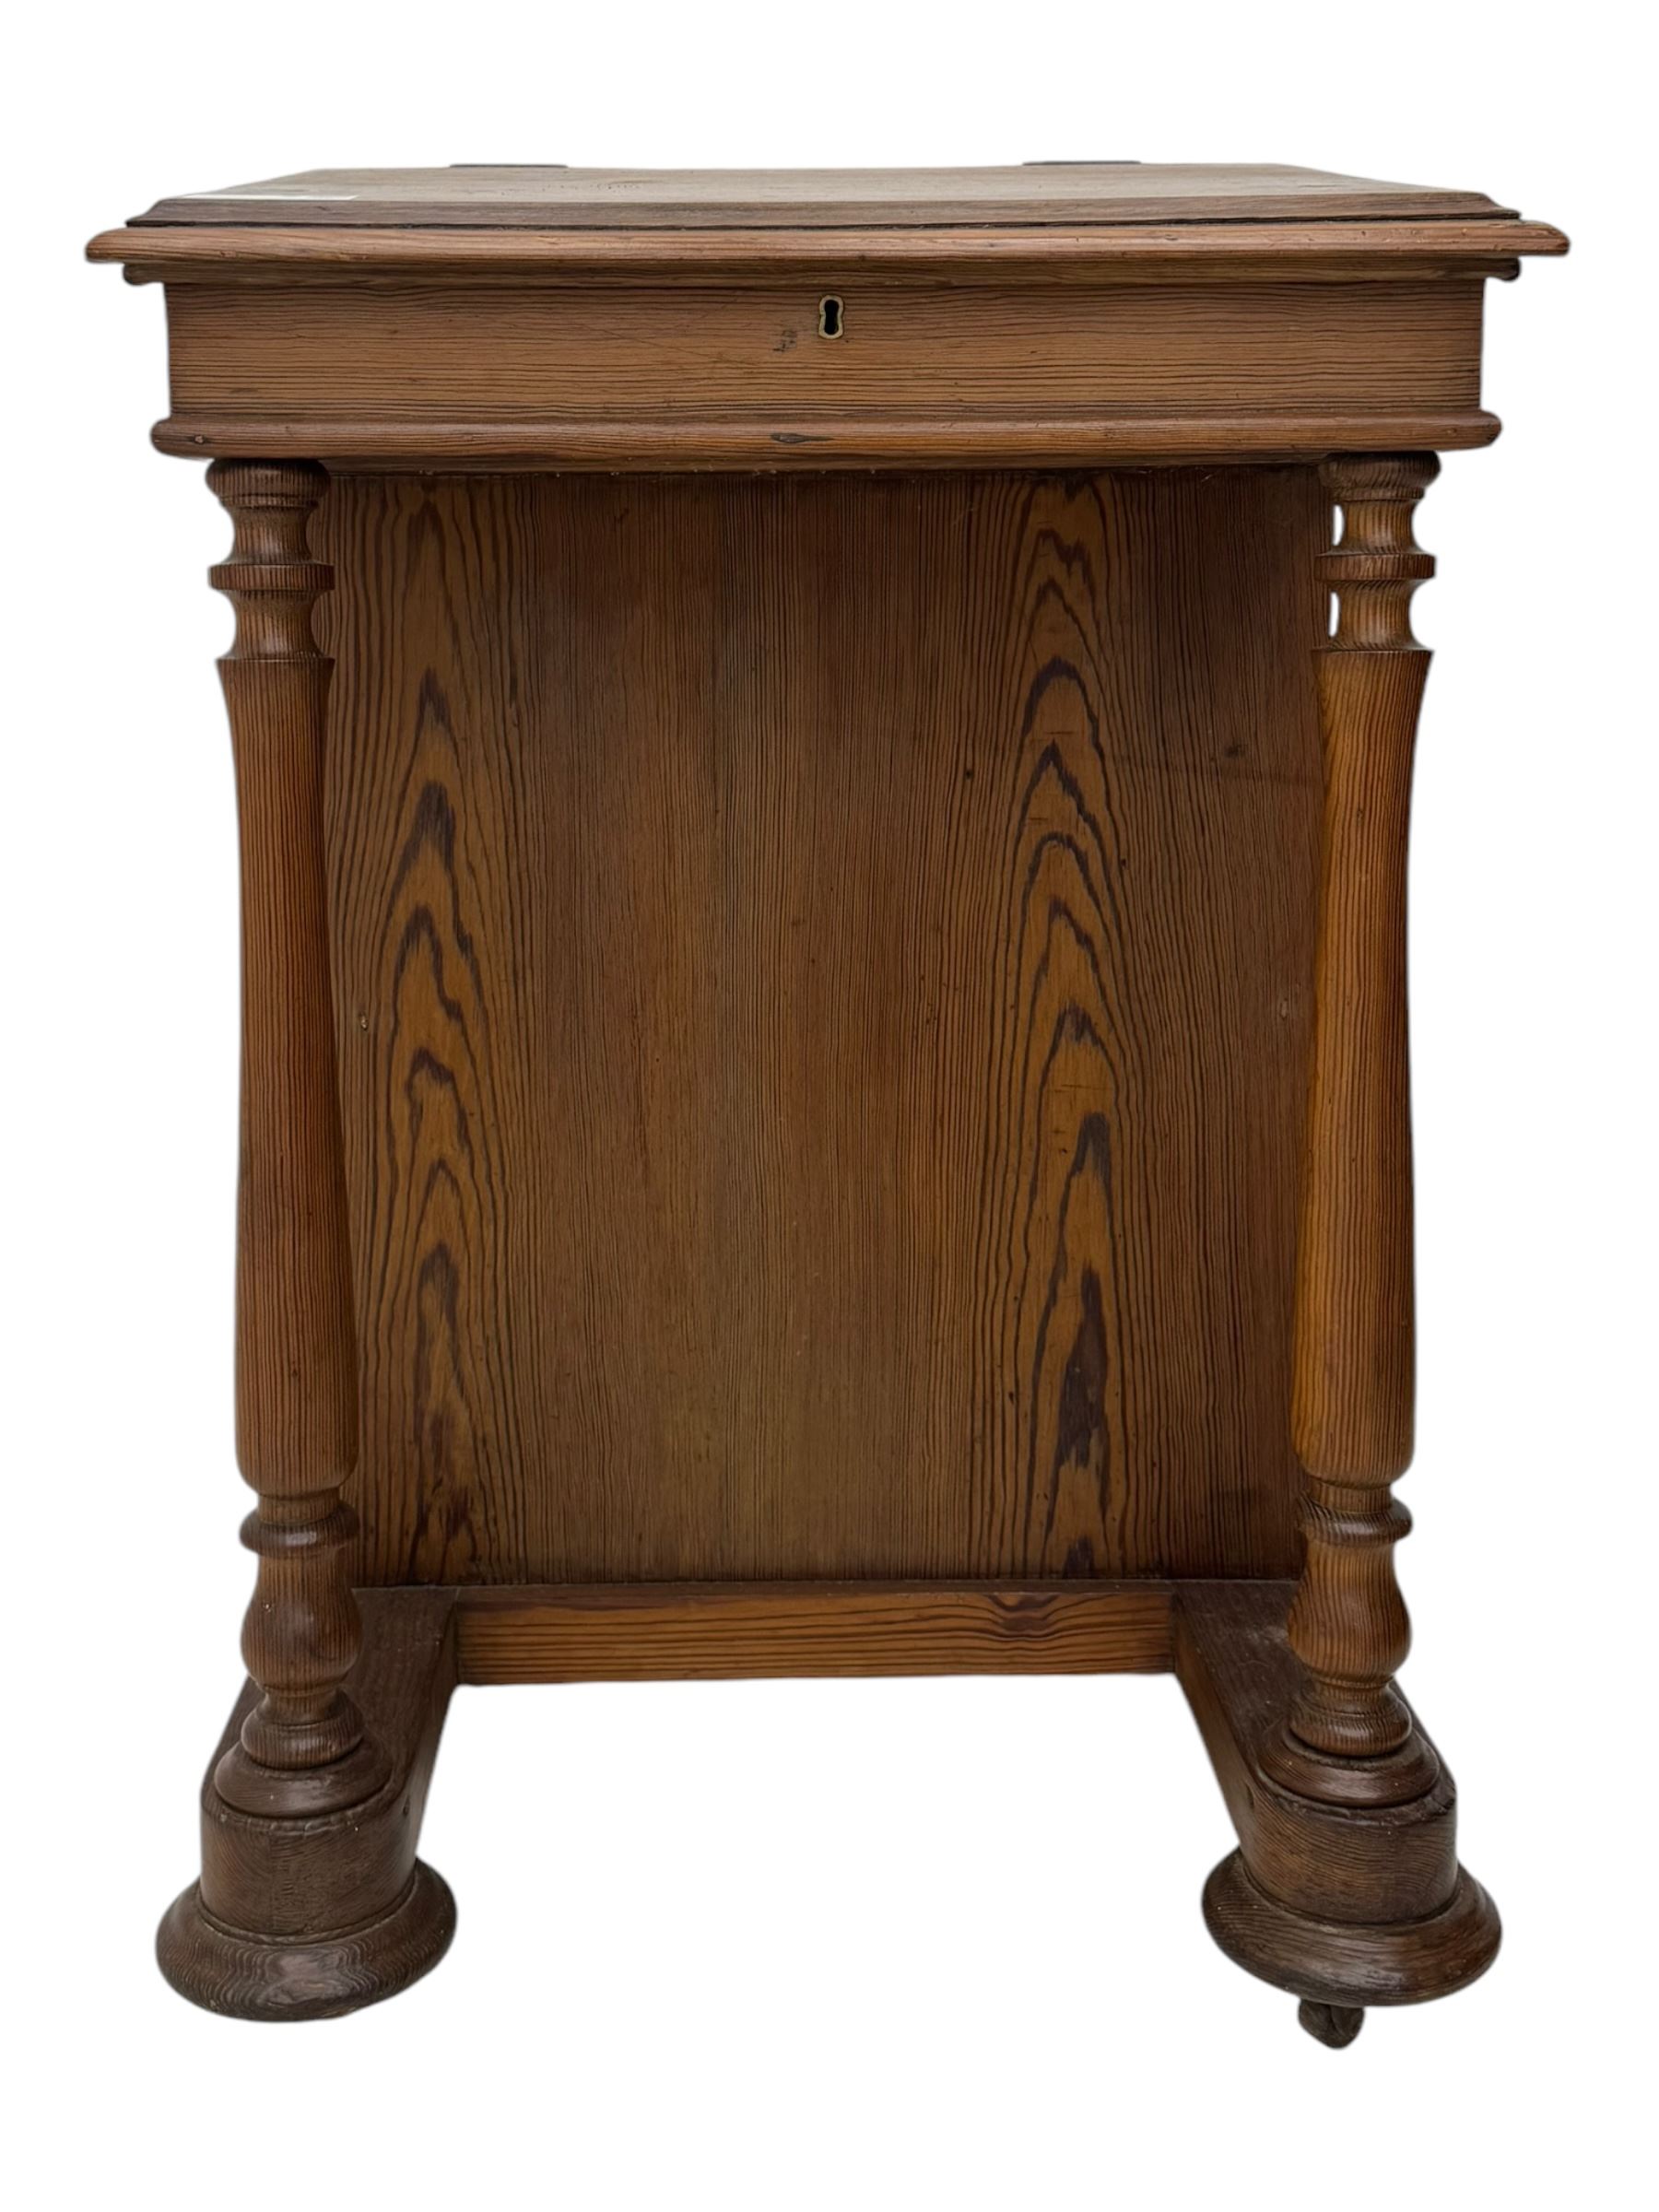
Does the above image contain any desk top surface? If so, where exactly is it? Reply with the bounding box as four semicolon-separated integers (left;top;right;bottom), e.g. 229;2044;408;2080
133;162;1513;230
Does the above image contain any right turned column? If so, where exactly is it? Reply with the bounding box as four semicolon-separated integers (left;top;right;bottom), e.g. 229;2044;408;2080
1265;453;1443;1809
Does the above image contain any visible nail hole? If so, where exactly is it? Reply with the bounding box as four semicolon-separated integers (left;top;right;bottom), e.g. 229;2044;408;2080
818;294;844;340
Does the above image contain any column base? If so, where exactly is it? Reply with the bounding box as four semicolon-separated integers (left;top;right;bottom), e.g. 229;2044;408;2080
1175;1581;1500;2036
159;1586;459;2023
1204;1851;1500;2012
157;1860;455;2022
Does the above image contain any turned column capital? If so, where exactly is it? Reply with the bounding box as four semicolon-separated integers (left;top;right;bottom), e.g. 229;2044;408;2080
1319;453;1439;652
208;457;334;662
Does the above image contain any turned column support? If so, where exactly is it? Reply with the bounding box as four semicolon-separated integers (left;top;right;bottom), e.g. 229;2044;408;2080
1264;454;1443;1809
206;459;385;1819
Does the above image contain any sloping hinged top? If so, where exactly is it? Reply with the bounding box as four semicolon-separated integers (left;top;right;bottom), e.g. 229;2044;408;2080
134;162;1517;230
88;160;1566;473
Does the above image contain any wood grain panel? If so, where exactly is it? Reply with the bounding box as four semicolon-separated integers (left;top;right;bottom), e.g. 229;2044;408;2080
455;1581;1173;1683
316;469;1324;1586
322;479;551;1583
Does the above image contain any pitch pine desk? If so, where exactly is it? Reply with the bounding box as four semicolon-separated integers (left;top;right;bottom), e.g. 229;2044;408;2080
89;164;1564;2041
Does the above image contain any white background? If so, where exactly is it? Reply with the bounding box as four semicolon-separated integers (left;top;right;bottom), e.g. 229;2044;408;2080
7;5;1653;2205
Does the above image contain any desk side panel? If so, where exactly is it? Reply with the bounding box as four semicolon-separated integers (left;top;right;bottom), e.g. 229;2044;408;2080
315;468;1323;1583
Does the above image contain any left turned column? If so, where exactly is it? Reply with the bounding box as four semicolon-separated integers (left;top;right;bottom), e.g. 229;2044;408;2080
206;460;386;1818
157;464;458;2021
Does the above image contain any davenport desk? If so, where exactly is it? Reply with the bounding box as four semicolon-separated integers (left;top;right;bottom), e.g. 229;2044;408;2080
88;164;1565;2041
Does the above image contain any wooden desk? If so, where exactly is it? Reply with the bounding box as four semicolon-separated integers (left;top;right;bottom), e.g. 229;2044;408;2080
88;164;1565;2041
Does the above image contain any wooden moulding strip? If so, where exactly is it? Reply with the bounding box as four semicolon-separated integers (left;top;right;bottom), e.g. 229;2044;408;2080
451;1580;1177;1683
88;219;1569;286
149;410;1505;469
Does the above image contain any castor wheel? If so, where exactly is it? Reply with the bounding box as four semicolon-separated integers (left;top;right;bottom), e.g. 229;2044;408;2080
1298;1999;1364;2048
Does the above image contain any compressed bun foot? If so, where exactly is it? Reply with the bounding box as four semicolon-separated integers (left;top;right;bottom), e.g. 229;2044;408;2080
157;1859;456;2021
1203;1849;1500;2012
1299;1998;1364;2048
